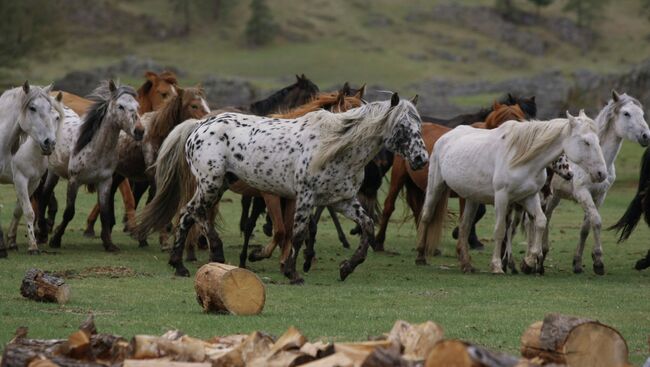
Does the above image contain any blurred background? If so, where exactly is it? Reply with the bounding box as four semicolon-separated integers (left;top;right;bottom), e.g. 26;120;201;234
1;0;650;118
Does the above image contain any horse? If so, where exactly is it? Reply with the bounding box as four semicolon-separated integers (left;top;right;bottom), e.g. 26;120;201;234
134;93;428;284
544;91;650;275
0;82;60;257
375;102;526;254
422;93;536;129
417;112;607;274
36;80;144;252
43;71;180;235
81;86;210;242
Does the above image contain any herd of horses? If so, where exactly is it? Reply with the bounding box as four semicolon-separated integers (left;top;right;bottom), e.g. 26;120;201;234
0;72;649;284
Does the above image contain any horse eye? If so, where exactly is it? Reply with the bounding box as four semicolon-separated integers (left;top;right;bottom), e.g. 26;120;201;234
161;93;168;98
191;105;198;109
29;106;36;112
584;141;590;146
118;105;125;111
624;112;630;117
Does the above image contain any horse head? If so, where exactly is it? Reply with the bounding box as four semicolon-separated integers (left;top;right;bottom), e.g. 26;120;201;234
19;81;57;155
384;93;428;171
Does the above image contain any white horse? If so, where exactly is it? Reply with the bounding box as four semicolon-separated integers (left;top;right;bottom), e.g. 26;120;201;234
417;112;607;274
135;93;428;283
38;80;144;252
0;82;60;256
544;91;650;275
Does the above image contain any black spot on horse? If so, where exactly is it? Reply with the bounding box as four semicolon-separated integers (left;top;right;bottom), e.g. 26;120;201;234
234;153;244;161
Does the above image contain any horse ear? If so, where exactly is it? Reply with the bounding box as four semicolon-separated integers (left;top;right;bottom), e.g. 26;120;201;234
108;80;117;94
144;71;158;83
529;95;536;102
410;94;419;106
55;91;63;102
507;93;514;103
579;109;587;118
355;84;366;99
295;74;301;82
492;100;500;110
43;84;53;94
22;80;30;94
612;89;620;102
336;90;346;109
301;73;306;80
341;82;351;96
390;92;399;107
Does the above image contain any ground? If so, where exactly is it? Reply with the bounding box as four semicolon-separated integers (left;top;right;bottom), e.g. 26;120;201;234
0;142;648;364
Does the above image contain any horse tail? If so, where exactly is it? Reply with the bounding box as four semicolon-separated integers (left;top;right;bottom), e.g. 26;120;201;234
134;119;198;239
609;148;650;241
416;155;449;257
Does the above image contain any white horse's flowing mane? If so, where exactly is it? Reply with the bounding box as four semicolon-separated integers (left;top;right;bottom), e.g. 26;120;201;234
310;99;412;171
596;93;642;139
505;118;597;167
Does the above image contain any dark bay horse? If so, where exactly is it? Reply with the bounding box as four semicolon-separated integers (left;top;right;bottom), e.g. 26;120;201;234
609;147;650;270
376;103;526;258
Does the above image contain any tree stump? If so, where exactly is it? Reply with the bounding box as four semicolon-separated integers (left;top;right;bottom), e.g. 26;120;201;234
194;263;265;315
20;268;70;304
520;314;629;367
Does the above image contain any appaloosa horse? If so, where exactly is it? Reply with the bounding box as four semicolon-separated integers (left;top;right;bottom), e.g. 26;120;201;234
135;94;428;284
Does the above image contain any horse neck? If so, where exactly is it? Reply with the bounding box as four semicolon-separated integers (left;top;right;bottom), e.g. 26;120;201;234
595;108;623;171
138;93;153;114
89;115;123;158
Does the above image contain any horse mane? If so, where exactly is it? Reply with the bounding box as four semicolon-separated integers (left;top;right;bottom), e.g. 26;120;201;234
505;119;573;167
310;99;414;172
271;92;362;119
18;85;53;115
74;81;136;154
249;75;319;116
147;87;206;141
484;103;525;129
502;93;537;119
597;93;643;140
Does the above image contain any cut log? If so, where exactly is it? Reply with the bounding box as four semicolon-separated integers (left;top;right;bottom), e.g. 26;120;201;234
130;335;206;361
20;268;71;304
123;360;211;367
425;340;481;367
299;341;334;358
269;326;306;355
520;314;629;367
299;352;354;367
194;263;265;315
387;320;444;361
210;331;274;367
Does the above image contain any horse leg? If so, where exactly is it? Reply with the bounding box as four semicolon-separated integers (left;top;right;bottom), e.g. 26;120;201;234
49;180;79;249
239;195;253;234
469;204;486;250
501;208;514;272
249;194;285;262
97;178;119;252
282;195;312;284
304;206;325;273
84;204;100;238
635;249;650;270
506;208;522;274
263;214;273;237
7;202;21;251
240;196;266;268
542;193;561;261
46;191;57;233
119;179;136;232
36;172;59;244
519;194;547;275
333;199;375;281
0;216;5;258
589;193;606;275
281;199;296;266
570;188;600;274
328;206;351;249
376;164;407;251
489;191;509;274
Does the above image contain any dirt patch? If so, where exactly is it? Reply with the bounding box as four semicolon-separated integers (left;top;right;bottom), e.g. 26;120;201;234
52;266;149;279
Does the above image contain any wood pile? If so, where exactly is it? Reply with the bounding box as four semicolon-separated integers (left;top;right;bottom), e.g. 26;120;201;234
0;315;632;367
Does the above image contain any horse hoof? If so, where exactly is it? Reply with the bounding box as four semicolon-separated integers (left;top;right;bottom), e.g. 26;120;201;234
263;223;273;237
573;266;583;274
341;240;351;249
520;260;534;275
138;240;149;248
28;249;41;255
461;263;476;273
290;277;305;285
593;263;605;275
509;262;519;275
197;236;208;250
174;267;190;277
452;227;459;240
433;249;442;257
371;242;384;252
104;244;120;253
303;260;313;273
469;241;485;251
248;248;266;262
8;243;18;251
415;258;428;266
635;258;650;270
83;229;95;238
339;260;354;281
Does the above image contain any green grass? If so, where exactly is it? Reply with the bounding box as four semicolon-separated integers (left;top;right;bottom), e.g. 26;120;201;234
0;143;649;363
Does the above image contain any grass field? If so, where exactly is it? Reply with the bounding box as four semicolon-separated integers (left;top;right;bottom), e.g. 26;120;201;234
0;141;649;363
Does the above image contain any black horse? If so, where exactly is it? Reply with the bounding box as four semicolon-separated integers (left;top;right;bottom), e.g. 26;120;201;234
609;147;650;270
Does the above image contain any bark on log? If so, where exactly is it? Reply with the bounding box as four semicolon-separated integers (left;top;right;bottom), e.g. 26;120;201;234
194;263;265;315
387;320;444;361
20;268;70;304
520;314;629;367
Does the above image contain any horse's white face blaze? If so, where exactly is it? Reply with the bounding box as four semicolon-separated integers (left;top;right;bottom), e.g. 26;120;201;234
614;101;649;146
563;115;607;182
385;101;428;170
113;93;143;140
20;86;57;155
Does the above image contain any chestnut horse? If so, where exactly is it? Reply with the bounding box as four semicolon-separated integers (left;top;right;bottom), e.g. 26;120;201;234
375;102;526;257
40;71;179;237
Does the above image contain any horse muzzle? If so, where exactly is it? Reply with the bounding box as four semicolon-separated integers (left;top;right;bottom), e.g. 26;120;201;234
40;139;55;156
560;171;573;181
638;132;650;147
133;128;145;141
409;154;428;171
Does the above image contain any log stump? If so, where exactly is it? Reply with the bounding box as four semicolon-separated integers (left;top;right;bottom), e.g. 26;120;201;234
194;263;265;315
20;268;70;304
520;314;629;367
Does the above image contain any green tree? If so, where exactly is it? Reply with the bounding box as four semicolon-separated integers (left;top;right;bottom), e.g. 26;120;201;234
563;0;609;28
0;0;62;67
528;0;554;16
245;0;278;46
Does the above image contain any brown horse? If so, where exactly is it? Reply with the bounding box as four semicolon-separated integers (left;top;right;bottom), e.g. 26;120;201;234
182;88;366;268
39;71;178;241
375;102;525;260
83;86;210;241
